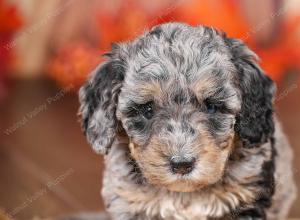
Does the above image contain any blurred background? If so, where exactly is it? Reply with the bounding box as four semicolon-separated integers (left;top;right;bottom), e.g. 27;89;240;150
0;0;300;219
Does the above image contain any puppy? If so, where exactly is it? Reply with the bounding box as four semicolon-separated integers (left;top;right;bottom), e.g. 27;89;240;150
79;23;296;220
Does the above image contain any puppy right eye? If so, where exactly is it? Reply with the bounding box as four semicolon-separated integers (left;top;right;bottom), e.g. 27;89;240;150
140;101;154;119
126;101;154;119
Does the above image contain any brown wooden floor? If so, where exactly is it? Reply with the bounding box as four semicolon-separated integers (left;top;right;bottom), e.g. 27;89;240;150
0;78;299;219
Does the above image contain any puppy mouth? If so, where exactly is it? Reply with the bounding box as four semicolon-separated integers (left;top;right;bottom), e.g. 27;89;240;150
144;171;214;192
164;179;209;192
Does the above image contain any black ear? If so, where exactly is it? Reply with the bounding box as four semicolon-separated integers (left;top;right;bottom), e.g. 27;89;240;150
79;59;125;154
224;37;276;147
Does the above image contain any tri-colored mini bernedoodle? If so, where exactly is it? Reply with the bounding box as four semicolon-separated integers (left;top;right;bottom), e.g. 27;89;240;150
79;23;296;219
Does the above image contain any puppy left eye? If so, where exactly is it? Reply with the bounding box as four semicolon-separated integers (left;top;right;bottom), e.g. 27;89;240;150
206;103;218;114
140;101;154;119
204;100;220;114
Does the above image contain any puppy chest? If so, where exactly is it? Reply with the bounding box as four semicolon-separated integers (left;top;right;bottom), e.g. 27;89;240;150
108;186;239;220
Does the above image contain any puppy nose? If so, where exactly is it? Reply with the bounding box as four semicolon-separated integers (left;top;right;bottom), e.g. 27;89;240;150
170;157;195;175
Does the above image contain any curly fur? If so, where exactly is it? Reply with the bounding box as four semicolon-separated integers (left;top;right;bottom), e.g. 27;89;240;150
79;23;296;219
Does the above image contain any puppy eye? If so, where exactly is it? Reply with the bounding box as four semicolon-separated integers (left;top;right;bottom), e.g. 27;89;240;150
206;103;218;114
125;101;155;119
140;102;154;119
204;99;220;114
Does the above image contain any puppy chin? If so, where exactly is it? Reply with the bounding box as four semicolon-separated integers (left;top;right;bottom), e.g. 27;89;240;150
165;181;208;193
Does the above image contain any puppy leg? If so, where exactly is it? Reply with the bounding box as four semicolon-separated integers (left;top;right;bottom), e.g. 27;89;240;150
233;207;266;220
58;212;110;220
109;211;161;220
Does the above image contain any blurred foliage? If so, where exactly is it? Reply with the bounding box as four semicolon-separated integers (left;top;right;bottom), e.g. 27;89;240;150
48;42;102;89
0;0;22;99
4;0;298;90
48;0;300;89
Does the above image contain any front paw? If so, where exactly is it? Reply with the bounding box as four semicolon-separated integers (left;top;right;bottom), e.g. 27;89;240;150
234;208;265;220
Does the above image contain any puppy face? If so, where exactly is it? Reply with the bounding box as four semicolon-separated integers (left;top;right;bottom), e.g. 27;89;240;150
79;23;275;192
116;30;240;192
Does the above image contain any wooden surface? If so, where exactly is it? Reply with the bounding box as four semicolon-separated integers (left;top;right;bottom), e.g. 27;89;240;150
0;78;299;219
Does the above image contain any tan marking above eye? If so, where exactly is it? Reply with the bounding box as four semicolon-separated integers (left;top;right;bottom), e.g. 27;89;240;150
190;77;219;101
134;81;164;101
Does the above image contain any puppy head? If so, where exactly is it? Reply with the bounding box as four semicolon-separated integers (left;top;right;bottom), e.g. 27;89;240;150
79;23;275;192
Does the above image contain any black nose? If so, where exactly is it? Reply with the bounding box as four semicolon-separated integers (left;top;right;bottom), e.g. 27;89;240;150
170;157;195;175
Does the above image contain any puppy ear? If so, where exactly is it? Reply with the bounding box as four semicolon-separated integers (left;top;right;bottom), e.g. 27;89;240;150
224;37;276;147
79;59;125;154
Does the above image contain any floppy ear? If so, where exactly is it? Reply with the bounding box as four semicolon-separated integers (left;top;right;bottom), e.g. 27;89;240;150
79;59;125;154
224;37;276;147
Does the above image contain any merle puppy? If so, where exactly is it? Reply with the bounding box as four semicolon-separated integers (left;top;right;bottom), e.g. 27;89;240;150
79;23;296;220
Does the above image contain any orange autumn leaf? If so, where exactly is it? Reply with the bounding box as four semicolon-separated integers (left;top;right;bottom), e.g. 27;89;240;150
0;0;23;73
0;0;22;33
171;0;250;40
0;0;22;100
97;1;151;51
48;42;102;89
254;16;300;81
